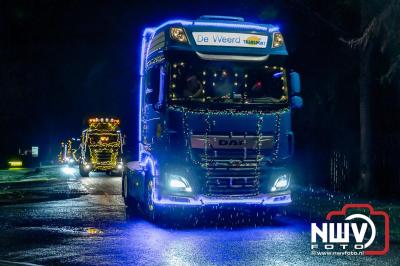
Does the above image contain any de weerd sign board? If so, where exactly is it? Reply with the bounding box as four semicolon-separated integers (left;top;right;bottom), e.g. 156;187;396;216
192;32;268;48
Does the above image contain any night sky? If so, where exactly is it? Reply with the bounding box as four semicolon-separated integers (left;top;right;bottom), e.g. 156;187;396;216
2;0;298;161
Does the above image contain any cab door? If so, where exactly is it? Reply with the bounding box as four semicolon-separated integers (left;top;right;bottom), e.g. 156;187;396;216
143;65;166;152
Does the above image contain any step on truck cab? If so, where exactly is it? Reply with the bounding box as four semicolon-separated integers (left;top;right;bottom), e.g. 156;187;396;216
79;118;124;176
123;16;303;217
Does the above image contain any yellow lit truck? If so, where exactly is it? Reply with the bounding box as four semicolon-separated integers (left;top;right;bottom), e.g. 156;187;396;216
79;118;124;176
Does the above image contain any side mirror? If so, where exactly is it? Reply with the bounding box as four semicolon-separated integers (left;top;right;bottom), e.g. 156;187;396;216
154;67;166;112
145;88;158;105
122;150;136;163
153;102;166;112
290;72;301;94
291;96;303;109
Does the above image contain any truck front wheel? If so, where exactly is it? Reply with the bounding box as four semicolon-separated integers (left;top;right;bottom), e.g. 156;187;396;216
122;170;137;209
143;174;162;222
79;165;90;177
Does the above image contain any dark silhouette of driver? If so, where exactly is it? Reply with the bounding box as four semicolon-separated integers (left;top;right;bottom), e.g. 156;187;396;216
185;75;204;98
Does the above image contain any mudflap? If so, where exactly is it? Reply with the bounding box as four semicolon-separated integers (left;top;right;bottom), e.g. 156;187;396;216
124;161;146;205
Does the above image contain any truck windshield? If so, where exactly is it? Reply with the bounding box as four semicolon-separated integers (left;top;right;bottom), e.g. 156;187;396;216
169;60;288;105
88;133;119;145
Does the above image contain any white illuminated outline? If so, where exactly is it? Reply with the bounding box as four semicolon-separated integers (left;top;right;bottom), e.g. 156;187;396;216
345;214;376;248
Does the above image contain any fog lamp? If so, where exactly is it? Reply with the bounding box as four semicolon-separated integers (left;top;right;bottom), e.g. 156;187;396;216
170;27;188;43
168;174;192;192
271;174;290;192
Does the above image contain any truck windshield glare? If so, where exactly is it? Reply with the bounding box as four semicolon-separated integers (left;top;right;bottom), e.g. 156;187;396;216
169;61;288;105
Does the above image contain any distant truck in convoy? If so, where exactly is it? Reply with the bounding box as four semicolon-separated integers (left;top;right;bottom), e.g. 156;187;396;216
123;16;303;218
58;138;80;165
79;118;124;177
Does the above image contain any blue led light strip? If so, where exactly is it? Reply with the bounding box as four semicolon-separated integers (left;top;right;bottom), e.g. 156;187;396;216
148;19;279;34
194;21;279;32
138;28;155;160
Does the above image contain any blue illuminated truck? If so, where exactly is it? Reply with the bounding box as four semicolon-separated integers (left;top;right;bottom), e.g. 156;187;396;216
123;16;303;219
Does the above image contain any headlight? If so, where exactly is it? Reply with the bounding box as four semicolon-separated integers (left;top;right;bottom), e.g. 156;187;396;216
168;173;192;192
271;174;290;192
117;163;123;170
272;32;284;48
84;164;91;170
170;27;188;43
62;166;75;175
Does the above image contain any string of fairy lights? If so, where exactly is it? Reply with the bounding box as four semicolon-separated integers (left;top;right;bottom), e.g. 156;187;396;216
255;115;264;186
271;113;281;162
58;139;75;163
168;105;288;169
140;61;289;189
169;62;288;103
163;106;287;196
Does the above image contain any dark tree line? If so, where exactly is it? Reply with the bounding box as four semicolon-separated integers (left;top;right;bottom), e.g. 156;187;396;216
259;0;400;197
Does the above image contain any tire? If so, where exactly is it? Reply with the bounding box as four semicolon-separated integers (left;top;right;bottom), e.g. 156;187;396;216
111;169;123;177
79;165;89;177
106;170;113;176
143;173;162;222
122;170;137;210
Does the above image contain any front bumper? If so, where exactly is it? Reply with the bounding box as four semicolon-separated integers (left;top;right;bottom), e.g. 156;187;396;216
91;163;123;172
152;189;291;206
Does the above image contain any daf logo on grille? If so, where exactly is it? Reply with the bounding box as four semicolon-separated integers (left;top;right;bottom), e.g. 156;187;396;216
219;139;244;146
191;135;274;150
230;160;242;167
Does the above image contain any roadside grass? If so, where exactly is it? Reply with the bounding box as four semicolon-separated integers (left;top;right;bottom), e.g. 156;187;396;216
0;166;61;184
0;165;87;205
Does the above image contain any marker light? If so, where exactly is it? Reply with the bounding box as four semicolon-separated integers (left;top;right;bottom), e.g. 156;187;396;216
170;27;188;43
271;174;290;192
272;32;284;48
168;174;192;192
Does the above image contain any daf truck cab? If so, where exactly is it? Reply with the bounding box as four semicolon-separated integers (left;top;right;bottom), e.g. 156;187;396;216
123;16;303;219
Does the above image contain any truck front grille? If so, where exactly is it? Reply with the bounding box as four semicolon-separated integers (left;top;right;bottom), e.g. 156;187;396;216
200;151;263;197
95;151;112;163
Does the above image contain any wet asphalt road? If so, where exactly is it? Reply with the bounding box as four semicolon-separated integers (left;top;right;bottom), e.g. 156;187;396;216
0;169;399;265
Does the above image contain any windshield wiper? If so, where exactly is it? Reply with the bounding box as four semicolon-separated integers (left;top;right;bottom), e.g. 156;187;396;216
248;97;282;103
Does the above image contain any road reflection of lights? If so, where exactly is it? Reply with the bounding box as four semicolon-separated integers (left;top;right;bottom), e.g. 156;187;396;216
121;219;304;266
164;242;198;266
62;166;75;175
124;223;198;266
86;227;103;235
